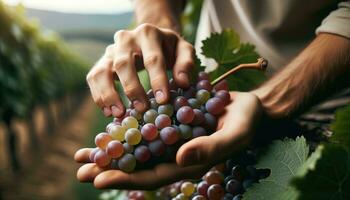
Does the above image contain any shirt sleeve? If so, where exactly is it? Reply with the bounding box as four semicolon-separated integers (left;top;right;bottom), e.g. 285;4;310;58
316;1;350;39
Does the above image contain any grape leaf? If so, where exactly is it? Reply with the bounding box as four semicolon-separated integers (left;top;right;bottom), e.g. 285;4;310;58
201;29;266;91
243;136;309;200
290;105;350;200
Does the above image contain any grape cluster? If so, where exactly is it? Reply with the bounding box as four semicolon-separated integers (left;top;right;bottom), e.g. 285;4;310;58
89;72;230;173
155;150;271;200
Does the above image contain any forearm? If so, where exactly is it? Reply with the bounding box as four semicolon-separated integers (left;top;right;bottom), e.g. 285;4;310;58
134;0;185;32
252;33;350;119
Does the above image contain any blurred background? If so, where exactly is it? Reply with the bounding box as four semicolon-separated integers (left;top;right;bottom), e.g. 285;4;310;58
0;0;201;199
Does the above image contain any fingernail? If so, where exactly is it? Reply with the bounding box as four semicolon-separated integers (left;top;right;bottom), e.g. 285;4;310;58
103;107;112;117
182;150;198;166
133;100;145;111
155;90;165;103
111;105;123;117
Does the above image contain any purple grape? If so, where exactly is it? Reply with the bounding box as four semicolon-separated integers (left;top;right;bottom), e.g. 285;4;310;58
198;71;209;81
196;80;212;91
118;153;136;172
205;97;225;115
188;98;201;109
191;109;205;125
214;79;229;92
204;113;217;131
155;114;172;129
160;127;179;145
226;179;243;195
134;145;151;163
215;90;230;105
197;181;209;197
223;193;234;200
176;106;195;124
147;89;154;98
149;139;166;156
183;86;196;98
192;126;207;138
174;96;189;111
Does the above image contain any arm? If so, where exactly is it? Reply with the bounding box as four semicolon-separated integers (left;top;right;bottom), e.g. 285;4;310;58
252;33;350;119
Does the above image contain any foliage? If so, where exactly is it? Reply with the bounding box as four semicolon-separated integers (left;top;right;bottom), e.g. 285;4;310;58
181;0;203;44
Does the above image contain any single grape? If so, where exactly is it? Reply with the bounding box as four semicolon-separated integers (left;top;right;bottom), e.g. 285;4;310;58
215;90;230;105
150;98;159;110
204;113;217;131
118;153;136;173
192;195;206;200
160;126;179;145
158;104;174;117
143;109;158;124
122;116;139;129
147;89;154;98
106;140;124;158
178;124;192;139
214;79;229;92
128;191;146;200
198;71;209;81
110;158;119;169
94;149;111;167
204;170;224;185
191;109;205;125
226;179;243;195
176;106;195;124
196;89;211;104
205;97;225;115
207;184;225;200
123;143;134;154
106;122;119;132
196;181;209;197
232;194;243;200
196;80;212;91
231;165;245;182
155;114;172;129
188;98;201;109
175;193;188;200
192;126;207;138
181;181;195;197
148;139;166;156
130;109;142;121
89;148;99;162
125;128;142;145
134;145;151;163
95;132;113;150
109;125;126;141
174;96;189;111
224;175;234;185
141;123;158;141
183;86;196;98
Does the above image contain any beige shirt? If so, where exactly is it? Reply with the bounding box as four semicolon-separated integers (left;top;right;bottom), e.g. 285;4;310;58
195;0;350;74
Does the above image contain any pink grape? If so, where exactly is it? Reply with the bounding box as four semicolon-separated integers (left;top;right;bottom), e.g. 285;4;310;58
106;140;124;158
176;106;194;124
198;71;209;81
215;90;230;105
94;149;111;167
204;170;224;185
95;132;113;150
196;80;212;91
149;139;166;156
128;191;145;200
160;126;179;145
197;181;210;197
214;79;229;92
141;123;158;141
134;145;151;163
207;184;225;200
155;114;172;129
89;148;99;162
205;97;225;115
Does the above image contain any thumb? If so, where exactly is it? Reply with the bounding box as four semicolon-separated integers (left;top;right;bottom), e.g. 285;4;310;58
176;128;251;167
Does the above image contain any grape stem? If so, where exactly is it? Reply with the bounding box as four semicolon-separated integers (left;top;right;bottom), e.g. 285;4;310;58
211;58;268;85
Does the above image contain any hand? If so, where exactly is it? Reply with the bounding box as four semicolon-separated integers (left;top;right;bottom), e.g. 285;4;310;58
86;23;194;117
74;92;263;189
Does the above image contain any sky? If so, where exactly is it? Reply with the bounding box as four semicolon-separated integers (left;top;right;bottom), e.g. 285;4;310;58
2;0;133;14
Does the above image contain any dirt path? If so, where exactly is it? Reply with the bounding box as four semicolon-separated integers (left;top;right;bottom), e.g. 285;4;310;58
2;97;96;200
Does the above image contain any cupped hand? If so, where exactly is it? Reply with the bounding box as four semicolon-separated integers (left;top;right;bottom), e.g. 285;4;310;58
74;92;263;190
86;23;194;117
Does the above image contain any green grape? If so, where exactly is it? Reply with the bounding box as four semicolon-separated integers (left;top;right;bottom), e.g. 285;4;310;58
196;89;211;104
108;125;126;141
125;128;142;145
122;116;139;129
130;109;142;120
158;104;174;117
118;153;136;173
181;181;195;197
143;109;158;124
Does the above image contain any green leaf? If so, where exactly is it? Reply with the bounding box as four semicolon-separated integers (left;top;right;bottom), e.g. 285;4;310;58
330;105;350;148
243;136;309;200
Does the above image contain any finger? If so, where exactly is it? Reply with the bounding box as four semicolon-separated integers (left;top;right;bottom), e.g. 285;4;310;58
74;148;93;163
137;27;169;104
113;32;149;112
77;163;106;182
94;163;208;190
172;39;194;88
87;54;125;117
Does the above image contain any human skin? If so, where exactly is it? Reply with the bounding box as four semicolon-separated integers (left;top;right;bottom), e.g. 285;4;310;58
77;0;350;190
